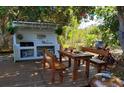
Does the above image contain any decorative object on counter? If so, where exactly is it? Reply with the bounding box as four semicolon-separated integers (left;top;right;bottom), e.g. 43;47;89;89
95;40;105;49
17;34;23;40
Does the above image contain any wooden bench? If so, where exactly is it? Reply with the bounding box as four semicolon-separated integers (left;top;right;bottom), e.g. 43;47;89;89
42;49;66;83
81;47;110;73
81;47;110;57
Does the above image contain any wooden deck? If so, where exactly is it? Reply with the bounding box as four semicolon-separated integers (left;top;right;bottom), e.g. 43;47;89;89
0;54;97;87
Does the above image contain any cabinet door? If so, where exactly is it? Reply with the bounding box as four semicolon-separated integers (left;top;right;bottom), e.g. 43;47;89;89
20;49;34;58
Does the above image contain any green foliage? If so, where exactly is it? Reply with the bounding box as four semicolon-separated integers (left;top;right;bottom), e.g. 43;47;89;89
58;26;101;48
0;7;8;16
17;6;45;21
57;14;100;49
83;34;97;47
7;24;17;34
82;26;100;47
95;6;119;47
57;15;82;48
95;7;118;31
55;27;63;35
56;6;119;48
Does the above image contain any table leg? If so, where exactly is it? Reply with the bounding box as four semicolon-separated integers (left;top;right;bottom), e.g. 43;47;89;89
78;60;81;67
72;59;78;81
85;60;90;78
68;58;71;67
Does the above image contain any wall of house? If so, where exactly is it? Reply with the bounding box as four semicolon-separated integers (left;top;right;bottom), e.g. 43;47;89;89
16;27;58;44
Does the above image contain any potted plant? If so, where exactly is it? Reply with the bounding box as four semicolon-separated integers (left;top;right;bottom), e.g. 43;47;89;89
7;26;17;35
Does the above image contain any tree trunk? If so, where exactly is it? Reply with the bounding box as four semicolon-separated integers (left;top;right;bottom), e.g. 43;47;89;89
117;6;124;52
0;14;10;50
116;6;124;61
0;34;10;49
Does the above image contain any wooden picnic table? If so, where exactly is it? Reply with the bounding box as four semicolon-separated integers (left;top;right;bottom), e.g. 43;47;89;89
59;50;94;81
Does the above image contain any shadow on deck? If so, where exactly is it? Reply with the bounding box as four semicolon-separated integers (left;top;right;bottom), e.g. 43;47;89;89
0;54;97;87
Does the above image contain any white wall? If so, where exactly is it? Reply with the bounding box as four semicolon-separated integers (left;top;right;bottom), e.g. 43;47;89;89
16;28;58;44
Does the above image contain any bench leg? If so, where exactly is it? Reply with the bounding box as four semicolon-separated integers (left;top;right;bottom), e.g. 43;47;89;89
42;58;46;70
97;65;102;73
51;70;56;83
59;70;64;83
85;61;90;78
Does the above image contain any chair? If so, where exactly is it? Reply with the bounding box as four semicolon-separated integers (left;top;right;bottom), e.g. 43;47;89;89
42;48;66;83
